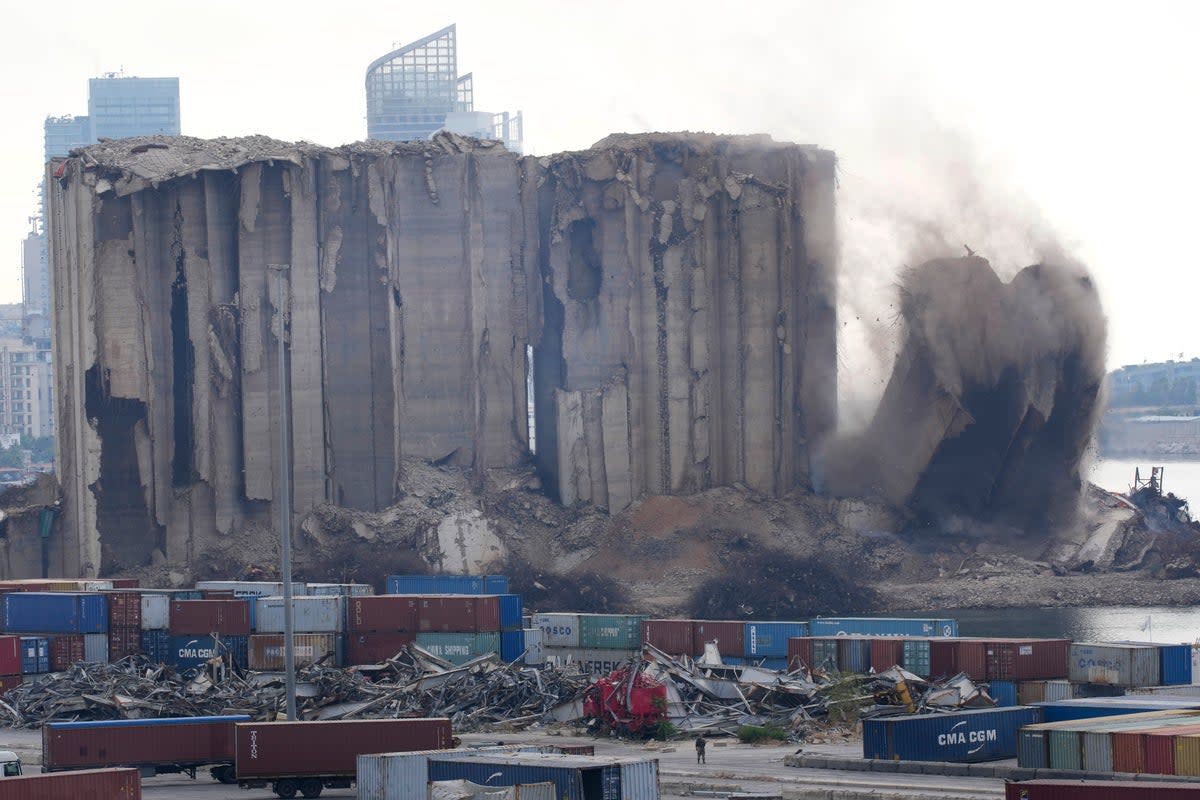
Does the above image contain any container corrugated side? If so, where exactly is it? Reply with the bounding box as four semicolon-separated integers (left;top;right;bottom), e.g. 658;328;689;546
1148;724;1200;774
809;617;957;638
862;706;1041;762
1048;729;1082;770
0;635;19;674
1162;644;1193;686
619;758;660;799
140;630;170;664
139;594;170;630
357;748;508;800
1036;698;1200;723
693;620;744;657
344;632;414;665
1070;643;1161;687
870;639;904;672
415;632;500;665
837;638;870;673
540;648;638;675
500;630;526;662
641;619;694;656
902;639;931;677
3;592;108;633
194;581;306;597
3;767;142;799
248;633;339;670
254;596;343;633
990;680;1018;707
1018;728;1052;768
43;715;248;771
234;718;452;778
531;613;580;648
305;583;373;596
169;634;248;672
1178;734;1200;776
578;614;644;650
744;621;808;657
499;595;524;632
427;758;592;800
83;633;108;663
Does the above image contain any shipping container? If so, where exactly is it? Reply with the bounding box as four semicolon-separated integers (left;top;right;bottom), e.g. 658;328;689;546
1045;714;1200;770
1035;697;1200;723
169;634;248;672
43;715;248;772
19;636;48;673
1;767;141;799
693;620;744;658
0;634;19;675
140;630;171;664
254;596;344;634
930;638;986;680
426;753;659;800
786;637;840;672
83;633;108;663
1006;780;1200;799
415;632;500;665
306;583;373;597
110;579;140;589
1130;685;1200;697
902;638;931;677
248;633;340;670
139;593;170;630
105;592;142;628
358;749;591;800
48;634;84;671
3;592;107;634
809;617;957;638
863;706;1042;762
982;639;1071;680
499;595;523;632
1178;733;1200;776
1115;641;1193;686
540;648;639;675
1113;723;1200;774
1017;713;1167;769
1018;680;1075;705
1070;642;1160;687
578;614;644;650
0;673;22;694
500;630;526;663
385;575;510;595
343;632;415;665
837;638;870;674
108;626;141;661
870;638;904;672
234;718;452;780
990;680;1018;706
169;600;250;636
523;628;545;666
194;581;307;598
744;621;808;657
531;613;580;648
641;620;695;656
418;595;500;633
347;595;419;634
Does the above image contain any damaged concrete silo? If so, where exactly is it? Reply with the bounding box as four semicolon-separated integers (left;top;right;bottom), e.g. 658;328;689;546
825;255;1106;534
47;132;838;577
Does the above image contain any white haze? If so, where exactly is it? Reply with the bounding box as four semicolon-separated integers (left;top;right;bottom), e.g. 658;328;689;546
1;0;1197;418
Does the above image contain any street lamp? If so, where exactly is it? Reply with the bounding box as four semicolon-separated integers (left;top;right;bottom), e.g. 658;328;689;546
267;263;297;721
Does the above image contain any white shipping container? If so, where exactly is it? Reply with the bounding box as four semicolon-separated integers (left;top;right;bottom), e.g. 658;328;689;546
541;647;638;676
358;749;495;800
523;628;545;666
140;593;170;630
530;613;580;648
255;596;344;633
196;580;308;597
307;583;373;597
83;633;108;663
1192;645;1200;686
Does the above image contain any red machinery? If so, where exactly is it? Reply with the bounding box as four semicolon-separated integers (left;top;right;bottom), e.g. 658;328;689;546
583;664;667;735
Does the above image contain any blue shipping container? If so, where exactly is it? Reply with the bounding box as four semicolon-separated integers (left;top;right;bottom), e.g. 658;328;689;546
809;617;957;638
990;680;1018;706
483;576;509;595
19;636;49;674
500;630;525;662
1035;696;1200;722
753;657;790;671
863;706;1043;762
169;634;249;673
1160;644;1192;685
386;575;510;595
499;595;523;632
48;714;252;732
428;756;620;800
141;630;171;664
744;622;809;657
838;638;871;673
3;592;108;634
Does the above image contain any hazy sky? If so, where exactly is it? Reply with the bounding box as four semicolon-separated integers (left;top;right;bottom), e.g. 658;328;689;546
3;0;1197;382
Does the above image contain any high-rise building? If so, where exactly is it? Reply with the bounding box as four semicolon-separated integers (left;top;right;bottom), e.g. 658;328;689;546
88;74;181;140
44;115;92;160
366;25;522;152
21;221;49;320
0;338;53;439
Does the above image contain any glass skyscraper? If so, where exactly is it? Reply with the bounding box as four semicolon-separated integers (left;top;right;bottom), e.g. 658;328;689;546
87;75;181;140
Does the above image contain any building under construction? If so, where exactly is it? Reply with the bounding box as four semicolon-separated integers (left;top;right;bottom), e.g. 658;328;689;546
46;132;838;577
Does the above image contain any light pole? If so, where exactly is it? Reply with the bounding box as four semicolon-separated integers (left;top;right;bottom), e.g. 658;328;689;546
268;263;297;721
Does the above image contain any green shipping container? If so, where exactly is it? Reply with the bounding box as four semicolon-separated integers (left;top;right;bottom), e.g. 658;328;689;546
415;632;500;665
578;614;646;650
903;639;931;677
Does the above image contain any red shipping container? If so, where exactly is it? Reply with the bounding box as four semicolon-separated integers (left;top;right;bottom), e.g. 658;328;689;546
693;621;744;657
0;634;20;674
2;767;141;799
1006;780;1200;799
642;619;695;656
345;632;415;665
234;718;452;779
109;578;141;589
108;626;141;661
0;674;22;694
169;600;250;636
105;592;142;628
1143;725;1200;775
347;596;419;633
43;717;240;771
788;637;814;671
417;596;499;633
49;634;85;671
983;638;1070;680
870;638;905;670
930;639;987;679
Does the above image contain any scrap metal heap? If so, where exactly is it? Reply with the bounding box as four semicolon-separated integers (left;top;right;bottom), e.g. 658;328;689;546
825;255;1107;535
47;132;837;577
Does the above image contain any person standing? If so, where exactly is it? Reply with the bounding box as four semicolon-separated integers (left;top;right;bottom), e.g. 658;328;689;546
695;733;707;764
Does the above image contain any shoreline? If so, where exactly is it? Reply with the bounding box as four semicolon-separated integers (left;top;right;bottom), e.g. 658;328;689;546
877;573;1200;611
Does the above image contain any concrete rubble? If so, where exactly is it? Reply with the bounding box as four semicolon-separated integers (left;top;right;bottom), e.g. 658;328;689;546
46;132;838;577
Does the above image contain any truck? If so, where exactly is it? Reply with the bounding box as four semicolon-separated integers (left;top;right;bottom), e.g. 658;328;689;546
0;749;22;777
235;718;453;798
41;715;249;782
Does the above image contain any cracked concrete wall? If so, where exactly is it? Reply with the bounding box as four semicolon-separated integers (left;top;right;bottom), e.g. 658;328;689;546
48;132;836;575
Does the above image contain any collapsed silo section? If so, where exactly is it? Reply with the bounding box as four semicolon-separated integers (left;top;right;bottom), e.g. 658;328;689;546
530;133;838;510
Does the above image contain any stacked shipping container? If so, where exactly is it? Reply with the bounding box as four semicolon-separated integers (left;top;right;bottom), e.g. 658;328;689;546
531;613;646;673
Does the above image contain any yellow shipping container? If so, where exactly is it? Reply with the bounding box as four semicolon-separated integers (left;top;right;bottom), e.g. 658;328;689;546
1176;733;1200;776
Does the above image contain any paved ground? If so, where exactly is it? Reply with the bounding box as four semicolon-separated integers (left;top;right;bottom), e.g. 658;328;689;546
2;726;1007;799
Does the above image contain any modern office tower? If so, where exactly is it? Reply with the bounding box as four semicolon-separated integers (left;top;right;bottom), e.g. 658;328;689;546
87;74;181;140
